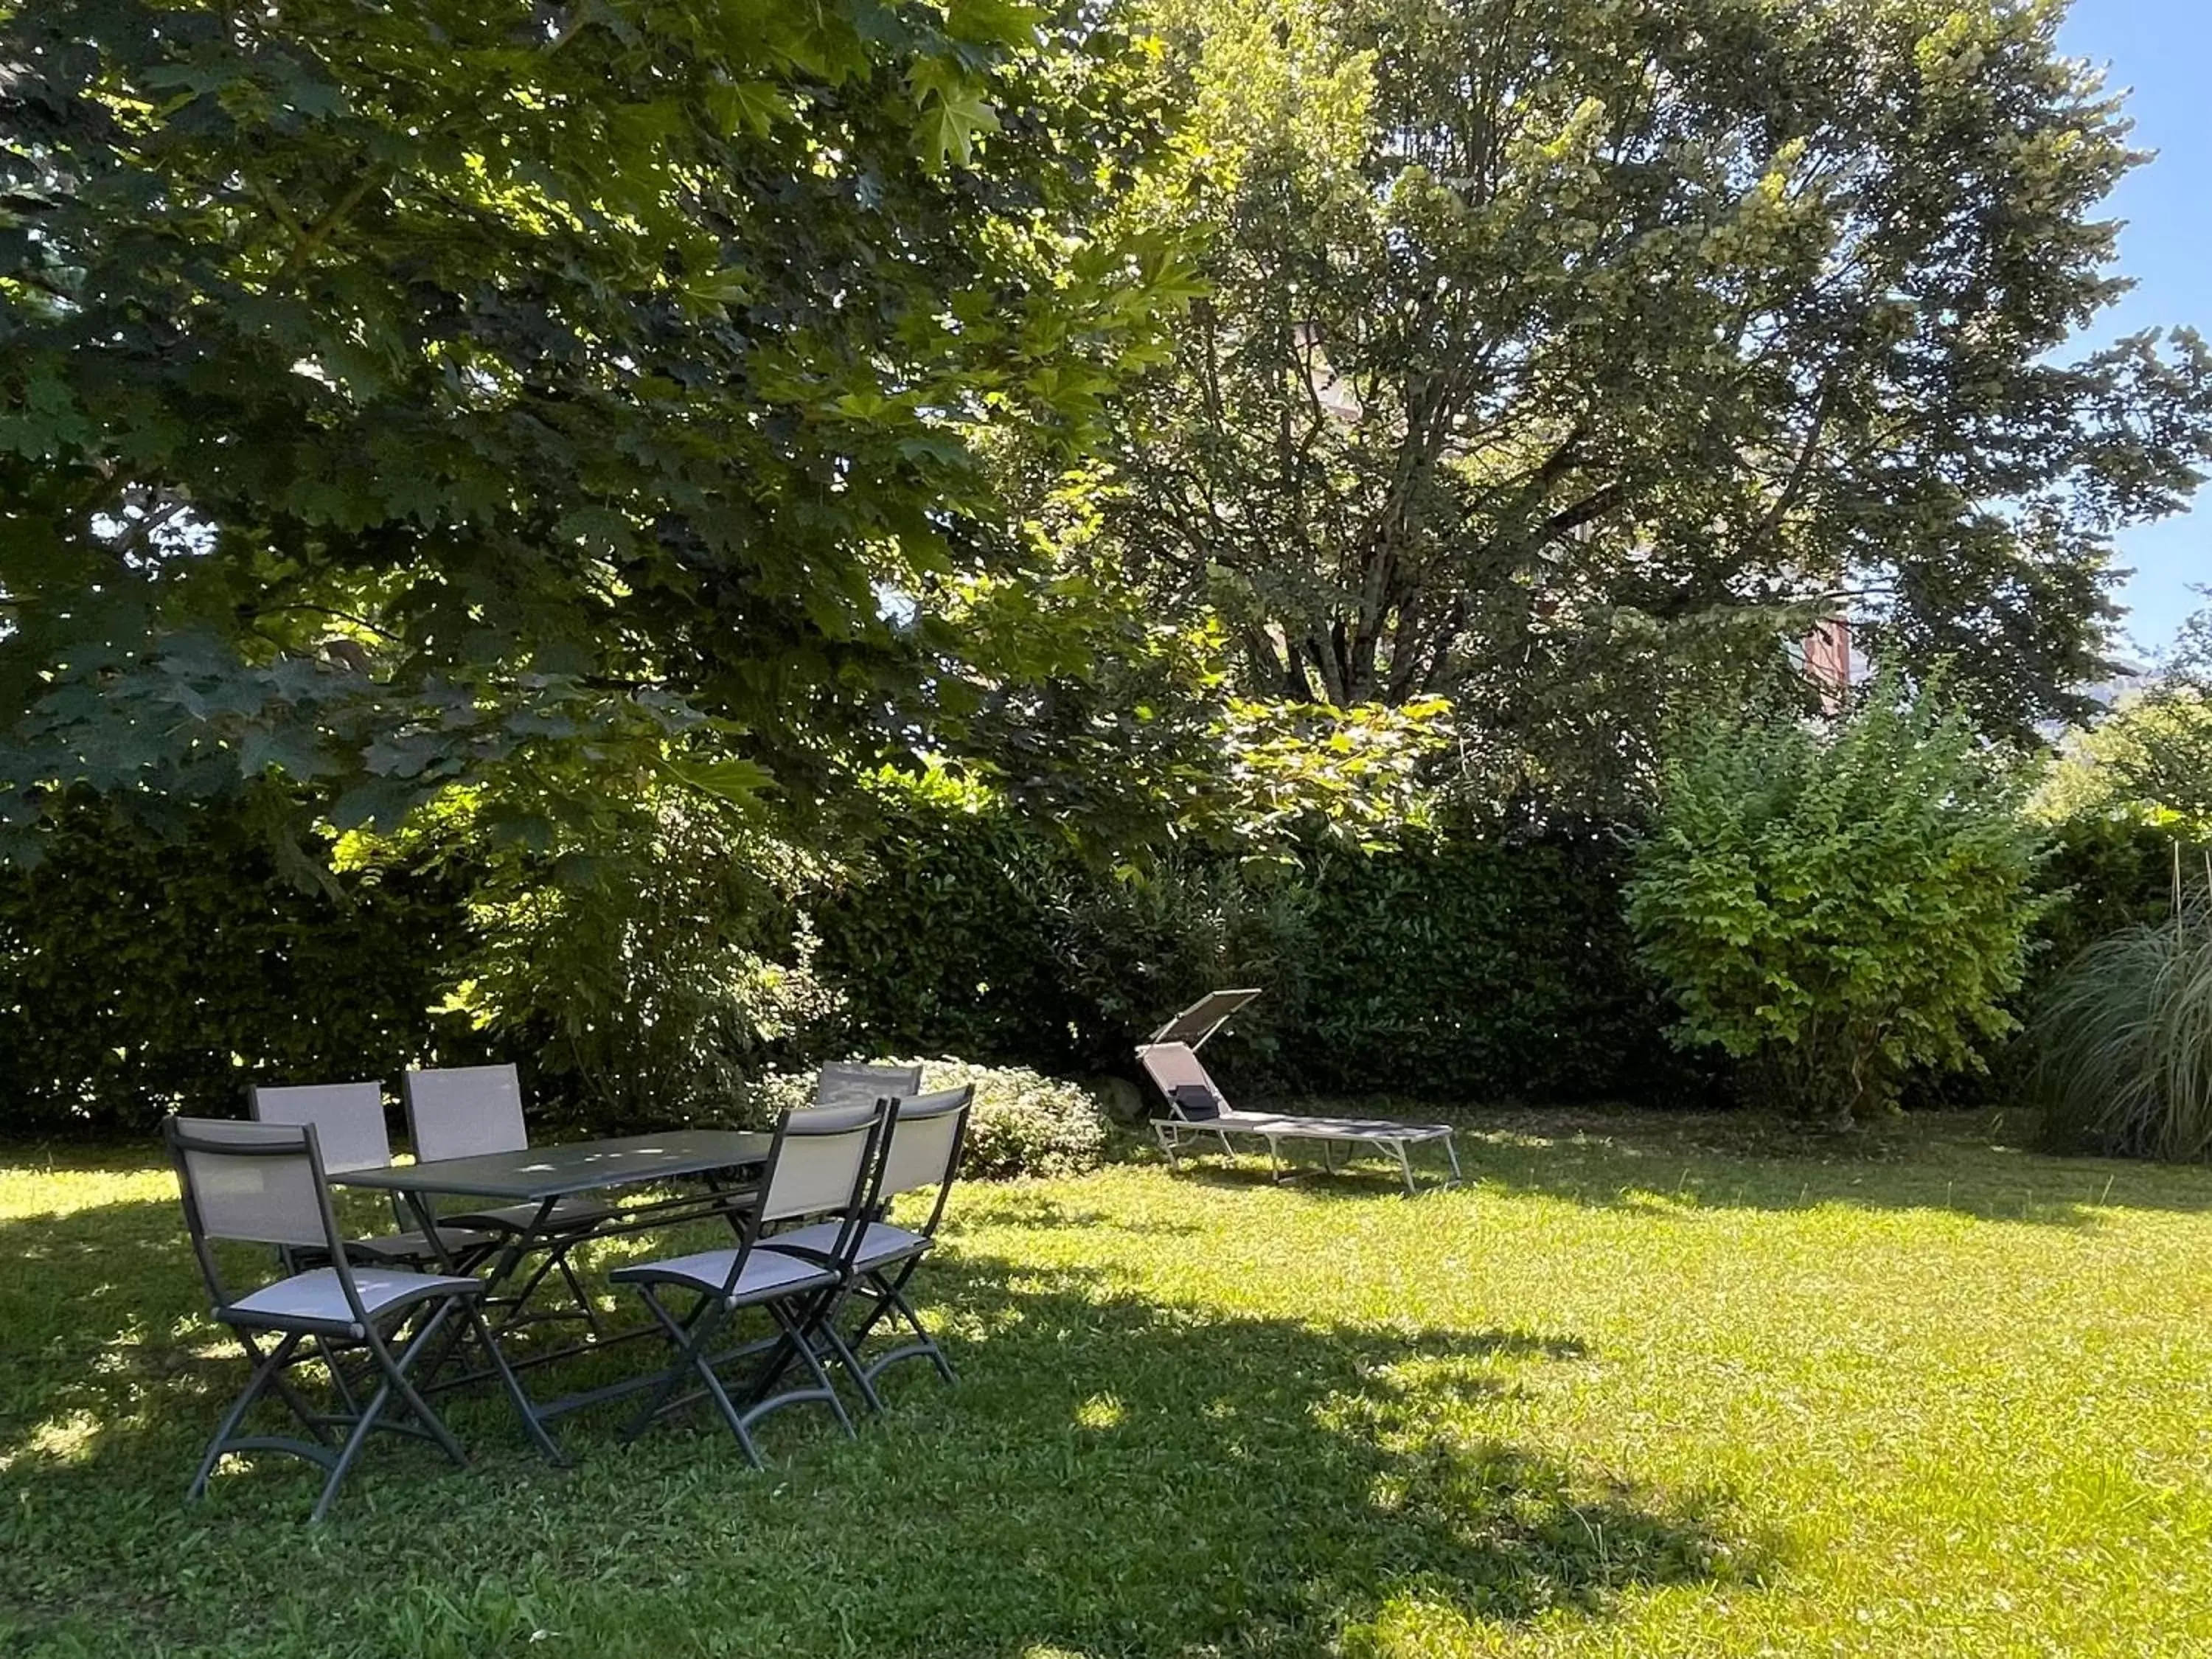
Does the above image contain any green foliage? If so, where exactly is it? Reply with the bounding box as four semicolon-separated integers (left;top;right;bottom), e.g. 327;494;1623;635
813;779;1685;1103
0;0;1185;849
1063;0;2212;801
2036;877;2212;1161
0;799;476;1133
2038;689;2212;832
748;1057;1109;1178
1285;829;1692;1104
425;788;837;1133
1627;680;2047;1124
2031;815;2202;995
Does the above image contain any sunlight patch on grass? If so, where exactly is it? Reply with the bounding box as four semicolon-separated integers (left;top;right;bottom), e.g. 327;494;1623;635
1073;1393;1124;1430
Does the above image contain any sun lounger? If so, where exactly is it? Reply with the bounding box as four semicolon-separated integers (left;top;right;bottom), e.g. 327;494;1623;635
1137;990;1460;1195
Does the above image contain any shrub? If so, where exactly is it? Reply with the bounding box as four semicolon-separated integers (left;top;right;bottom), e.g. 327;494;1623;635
1627;681;2047;1126
915;1058;1110;1180
438;790;837;1133
2036;866;2212;1160
747;1058;1110;1180
811;780;1691;1107
0;799;479;1135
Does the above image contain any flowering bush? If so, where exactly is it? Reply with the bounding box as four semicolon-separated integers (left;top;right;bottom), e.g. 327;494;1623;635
747;1057;1109;1180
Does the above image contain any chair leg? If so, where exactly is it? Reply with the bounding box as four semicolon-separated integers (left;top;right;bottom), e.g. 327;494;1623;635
1443;1132;1462;1186
691;1350;766;1469
308;1373;394;1524
816;1297;886;1415
188;1330;304;1503
627;1289;774;1467
846;1260;956;1388
619;1284;718;1444
763;1298;855;1438
361;1304;469;1470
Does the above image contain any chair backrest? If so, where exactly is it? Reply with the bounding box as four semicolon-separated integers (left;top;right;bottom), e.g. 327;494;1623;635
758;1103;883;1225
168;1118;377;1324
872;1085;973;1239
403;1064;527;1163
1136;1043;1230;1118
815;1061;924;1111
248;1081;391;1175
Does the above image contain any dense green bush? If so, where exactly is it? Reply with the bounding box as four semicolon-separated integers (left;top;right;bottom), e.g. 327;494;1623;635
812;784;1691;1107
1279;830;1691;1104
0;803;479;1135
2033;817;2202;989
1627;684;2047;1125
748;1057;1109;1180
432;790;835;1133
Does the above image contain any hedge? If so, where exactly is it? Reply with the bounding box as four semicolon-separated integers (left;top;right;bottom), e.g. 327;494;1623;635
7;799;2191;1141
810;804;1698;1107
0;805;481;1135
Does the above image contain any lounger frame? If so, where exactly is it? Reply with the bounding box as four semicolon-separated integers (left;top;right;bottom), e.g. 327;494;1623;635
1138;1040;1460;1196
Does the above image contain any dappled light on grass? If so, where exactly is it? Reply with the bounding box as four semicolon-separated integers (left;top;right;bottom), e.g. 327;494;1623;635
5;1111;2212;1655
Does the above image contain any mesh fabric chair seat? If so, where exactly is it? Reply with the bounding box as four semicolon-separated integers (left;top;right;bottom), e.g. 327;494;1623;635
613;1243;840;1302
402;1065;613;1332
770;1084;973;1411
166;1117;541;1523
611;1102;888;1464
249;1081;495;1270
225;1265;481;1330
768;1218;927;1271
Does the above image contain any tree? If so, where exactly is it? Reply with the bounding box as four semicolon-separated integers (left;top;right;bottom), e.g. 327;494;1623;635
2039;688;2212;831
1077;0;2212;801
0;0;1185;855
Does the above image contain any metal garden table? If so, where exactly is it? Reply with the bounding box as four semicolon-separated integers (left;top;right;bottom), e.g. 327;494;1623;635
332;1129;773;1460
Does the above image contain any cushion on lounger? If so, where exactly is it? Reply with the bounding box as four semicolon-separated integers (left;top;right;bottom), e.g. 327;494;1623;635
1170;1083;1222;1121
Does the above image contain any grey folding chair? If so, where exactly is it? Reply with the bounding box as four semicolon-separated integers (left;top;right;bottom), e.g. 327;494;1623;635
401;1064;611;1335
165;1116;533;1523
248;1081;493;1270
611;1103;887;1464
770;1084;974;1410
815;1061;922;1111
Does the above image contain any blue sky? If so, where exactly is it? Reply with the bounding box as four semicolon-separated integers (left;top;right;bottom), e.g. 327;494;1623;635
2057;1;2211;660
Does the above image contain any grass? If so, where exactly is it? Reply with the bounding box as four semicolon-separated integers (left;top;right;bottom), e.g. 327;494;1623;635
6;1109;2212;1657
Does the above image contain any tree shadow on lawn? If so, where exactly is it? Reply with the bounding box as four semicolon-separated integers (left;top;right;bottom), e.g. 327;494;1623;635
0;1190;1775;1658
1139;1104;2212;1226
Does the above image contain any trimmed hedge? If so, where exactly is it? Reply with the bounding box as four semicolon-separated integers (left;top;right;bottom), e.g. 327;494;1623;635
7;796;2191;1142
0;806;481;1135
812;803;1696;1107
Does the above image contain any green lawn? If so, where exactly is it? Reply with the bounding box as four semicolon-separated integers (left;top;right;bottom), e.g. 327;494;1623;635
7;1111;2212;1658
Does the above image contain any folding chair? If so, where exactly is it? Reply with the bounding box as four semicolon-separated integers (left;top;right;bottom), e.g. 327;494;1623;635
769;1084;974;1410
402;1064;611;1335
814;1061;922;1111
248;1081;493;1270
611;1103;886;1464
165;1116;531;1523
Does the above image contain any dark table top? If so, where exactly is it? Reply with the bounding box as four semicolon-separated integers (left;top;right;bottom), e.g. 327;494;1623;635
329;1129;773;1202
